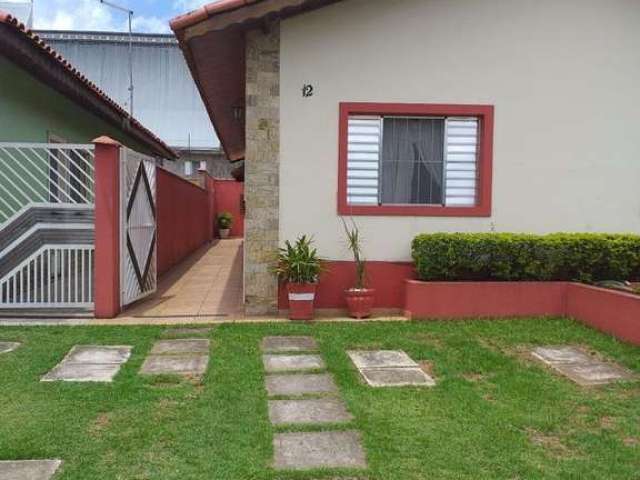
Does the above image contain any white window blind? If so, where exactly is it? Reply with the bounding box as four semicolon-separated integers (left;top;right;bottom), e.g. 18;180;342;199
184;160;193;175
346;115;479;207
347;117;381;205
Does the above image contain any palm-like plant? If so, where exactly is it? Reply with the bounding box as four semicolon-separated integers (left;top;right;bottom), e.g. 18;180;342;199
342;218;367;290
274;235;322;284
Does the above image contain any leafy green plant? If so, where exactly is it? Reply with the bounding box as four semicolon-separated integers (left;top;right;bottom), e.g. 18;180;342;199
342;217;367;289
412;233;640;282
217;212;233;229
273;235;323;284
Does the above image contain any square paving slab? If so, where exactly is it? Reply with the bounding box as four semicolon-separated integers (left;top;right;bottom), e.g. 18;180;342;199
268;398;353;425
64;345;131;364
265;373;338;397
163;327;212;336
552;361;636;386
263;354;325;373
150;339;210;355
140;354;209;376
41;345;131;382
0;341;20;354
262;336;318;353
348;350;418;369
273;431;367;470
359;367;436;387
0;460;62;480
531;346;592;365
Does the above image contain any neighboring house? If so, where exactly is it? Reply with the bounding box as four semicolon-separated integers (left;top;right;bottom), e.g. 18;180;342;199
0;11;176;313
36;30;235;180
173;0;640;315
0;13;175;158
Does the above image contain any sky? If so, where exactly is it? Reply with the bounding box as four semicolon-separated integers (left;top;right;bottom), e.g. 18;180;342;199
3;0;216;33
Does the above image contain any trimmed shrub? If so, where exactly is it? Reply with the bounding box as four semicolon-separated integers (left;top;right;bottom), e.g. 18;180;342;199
412;233;640;282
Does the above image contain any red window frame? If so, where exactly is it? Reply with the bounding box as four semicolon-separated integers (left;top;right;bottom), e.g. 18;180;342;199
337;102;494;217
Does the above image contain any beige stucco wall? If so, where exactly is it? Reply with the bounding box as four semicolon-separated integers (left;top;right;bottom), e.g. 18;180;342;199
279;0;640;262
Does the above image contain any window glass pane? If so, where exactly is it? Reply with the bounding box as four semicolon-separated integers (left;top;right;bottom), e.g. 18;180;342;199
184;161;192;175
200;160;207;170
381;117;445;205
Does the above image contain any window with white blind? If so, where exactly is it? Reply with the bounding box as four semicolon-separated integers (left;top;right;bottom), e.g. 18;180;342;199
346;115;479;207
184;160;193;176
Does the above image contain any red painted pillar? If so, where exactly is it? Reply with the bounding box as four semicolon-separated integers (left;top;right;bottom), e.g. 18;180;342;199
93;136;121;318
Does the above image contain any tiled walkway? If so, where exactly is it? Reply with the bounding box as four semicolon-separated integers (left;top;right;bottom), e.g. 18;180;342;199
121;239;244;320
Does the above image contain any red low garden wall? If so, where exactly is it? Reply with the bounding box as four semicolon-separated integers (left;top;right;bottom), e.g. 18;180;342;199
405;280;640;346
156;167;213;276
566;283;640;345
278;261;414;309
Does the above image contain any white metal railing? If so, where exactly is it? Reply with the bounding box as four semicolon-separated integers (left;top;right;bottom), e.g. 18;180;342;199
0;244;94;308
0;143;95;224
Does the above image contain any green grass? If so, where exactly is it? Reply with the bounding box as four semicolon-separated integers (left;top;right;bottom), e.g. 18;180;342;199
1;318;639;479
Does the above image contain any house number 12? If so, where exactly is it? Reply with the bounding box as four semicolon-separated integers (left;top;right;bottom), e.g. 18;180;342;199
302;84;314;97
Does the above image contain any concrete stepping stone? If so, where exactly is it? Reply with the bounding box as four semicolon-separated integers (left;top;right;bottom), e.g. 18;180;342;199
265;373;338;397
530;345;636;386
273;431;367;470
347;350;434;387
140;354;208;376
41;346;132;382
531;346;592;365
164;327;212;336
347;350;418;369
269;398;353;425
263;354;325;373
150;339;209;355
0;460;62;479
359;367;435;388
553;362;636;386
262;336;318;353
0;341;20;354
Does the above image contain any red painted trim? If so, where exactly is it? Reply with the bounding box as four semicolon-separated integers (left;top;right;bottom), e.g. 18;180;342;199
338;102;494;217
278;260;415;309
93;137;121;318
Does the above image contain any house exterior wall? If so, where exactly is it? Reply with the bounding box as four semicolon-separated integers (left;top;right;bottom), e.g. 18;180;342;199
244;25;281;314
278;0;640;262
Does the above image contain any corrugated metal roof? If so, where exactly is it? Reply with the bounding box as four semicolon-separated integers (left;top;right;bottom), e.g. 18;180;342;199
39;30;220;151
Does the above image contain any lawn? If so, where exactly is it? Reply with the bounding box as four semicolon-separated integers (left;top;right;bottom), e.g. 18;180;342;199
1;318;639;479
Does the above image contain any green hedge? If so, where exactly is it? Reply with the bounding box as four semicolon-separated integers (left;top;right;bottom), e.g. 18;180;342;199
412;233;640;282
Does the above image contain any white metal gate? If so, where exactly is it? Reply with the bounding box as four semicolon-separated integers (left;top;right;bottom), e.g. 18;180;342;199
0;143;95;310
120;148;157;306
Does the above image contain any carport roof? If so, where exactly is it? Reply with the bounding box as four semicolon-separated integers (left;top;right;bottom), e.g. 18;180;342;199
171;0;344;161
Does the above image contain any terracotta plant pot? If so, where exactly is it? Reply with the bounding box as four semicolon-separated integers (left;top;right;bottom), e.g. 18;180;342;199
287;282;317;320
219;228;230;239
345;288;375;319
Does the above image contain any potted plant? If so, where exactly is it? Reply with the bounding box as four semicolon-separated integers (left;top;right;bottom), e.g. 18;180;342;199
274;235;323;320
342;218;375;318
217;212;233;239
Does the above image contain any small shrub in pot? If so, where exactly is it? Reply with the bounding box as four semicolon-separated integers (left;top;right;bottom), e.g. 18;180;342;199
273;235;323;320
217;212;233;239
342;218;375;319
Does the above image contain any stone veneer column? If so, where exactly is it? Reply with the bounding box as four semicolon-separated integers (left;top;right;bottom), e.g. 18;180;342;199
244;25;280;315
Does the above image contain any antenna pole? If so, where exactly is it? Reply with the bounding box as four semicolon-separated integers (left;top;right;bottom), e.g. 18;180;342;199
99;0;134;116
